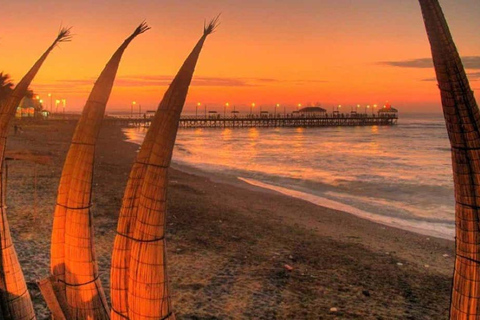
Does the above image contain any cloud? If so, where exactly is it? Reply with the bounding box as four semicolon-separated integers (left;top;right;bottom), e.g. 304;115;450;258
379;56;480;69
422;71;480;82
115;75;270;87
32;75;326;93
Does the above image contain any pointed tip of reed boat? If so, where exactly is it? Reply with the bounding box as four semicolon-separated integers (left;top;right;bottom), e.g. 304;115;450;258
204;14;221;35
133;21;151;37
56;26;73;44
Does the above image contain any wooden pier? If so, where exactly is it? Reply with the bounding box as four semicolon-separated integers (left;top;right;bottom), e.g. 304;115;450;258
105;113;398;128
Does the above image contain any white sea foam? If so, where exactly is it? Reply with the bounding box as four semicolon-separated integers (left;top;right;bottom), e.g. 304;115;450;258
238;177;454;240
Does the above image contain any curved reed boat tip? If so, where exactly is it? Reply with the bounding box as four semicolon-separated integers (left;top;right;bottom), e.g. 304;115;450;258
55;26;73;44
204;14;221;35
133;21;151;36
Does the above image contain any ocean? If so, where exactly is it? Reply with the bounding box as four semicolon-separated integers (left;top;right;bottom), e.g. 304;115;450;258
123;113;455;240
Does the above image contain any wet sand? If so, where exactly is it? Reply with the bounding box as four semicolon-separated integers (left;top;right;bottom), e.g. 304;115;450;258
6;119;454;319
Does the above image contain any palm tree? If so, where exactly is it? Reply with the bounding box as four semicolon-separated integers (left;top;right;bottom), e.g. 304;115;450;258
0;72;13;102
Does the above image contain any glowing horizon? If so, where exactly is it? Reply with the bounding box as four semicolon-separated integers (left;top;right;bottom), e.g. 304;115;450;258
1;0;479;114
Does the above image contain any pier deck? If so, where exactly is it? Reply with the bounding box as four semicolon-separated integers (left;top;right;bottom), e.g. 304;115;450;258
105;113;398;128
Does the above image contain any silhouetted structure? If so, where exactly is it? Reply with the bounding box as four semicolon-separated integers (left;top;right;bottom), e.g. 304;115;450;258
40;23;148;320
419;0;480;318
110;18;218;320
0;27;71;320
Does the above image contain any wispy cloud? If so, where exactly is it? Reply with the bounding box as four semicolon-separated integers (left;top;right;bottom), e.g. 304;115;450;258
379;56;480;69
422;71;480;82
31;75;327;94
115;75;277;87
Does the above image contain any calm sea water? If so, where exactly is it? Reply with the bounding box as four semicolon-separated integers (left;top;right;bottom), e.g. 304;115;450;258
123;113;455;239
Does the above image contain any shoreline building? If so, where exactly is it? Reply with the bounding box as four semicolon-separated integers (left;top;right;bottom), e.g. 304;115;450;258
378;102;398;117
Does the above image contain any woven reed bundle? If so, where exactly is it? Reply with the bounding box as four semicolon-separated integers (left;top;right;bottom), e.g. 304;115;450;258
43;23;149;320
0;28;72;320
419;0;480;318
110;18;219;320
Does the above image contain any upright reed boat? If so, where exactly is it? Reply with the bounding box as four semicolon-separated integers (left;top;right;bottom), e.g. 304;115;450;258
39;23;149;320
0;27;71;320
110;17;219;320
419;0;480;318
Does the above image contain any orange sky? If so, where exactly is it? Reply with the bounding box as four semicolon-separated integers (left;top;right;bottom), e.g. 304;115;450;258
1;0;479;114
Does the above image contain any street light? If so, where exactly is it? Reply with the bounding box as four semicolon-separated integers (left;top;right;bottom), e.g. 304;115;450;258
373;104;377;115
131;101;136;118
55;99;60;113
366;105;370;115
62;99;66;115
224;102;229;118
251;102;255;115
196;102;201;118
275;103;280;117
48;93;52;112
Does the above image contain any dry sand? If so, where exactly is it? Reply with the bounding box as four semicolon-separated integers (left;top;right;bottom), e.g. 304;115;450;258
5;119;454;319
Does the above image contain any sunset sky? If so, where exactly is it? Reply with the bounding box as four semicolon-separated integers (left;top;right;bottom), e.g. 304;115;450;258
1;0;479;114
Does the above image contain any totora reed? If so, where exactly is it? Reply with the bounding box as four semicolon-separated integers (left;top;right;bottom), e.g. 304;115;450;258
110;17;219;320
38;23;149;320
419;0;480;319
0;27;71;320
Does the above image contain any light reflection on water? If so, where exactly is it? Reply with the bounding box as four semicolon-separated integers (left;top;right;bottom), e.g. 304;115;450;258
124;114;455;239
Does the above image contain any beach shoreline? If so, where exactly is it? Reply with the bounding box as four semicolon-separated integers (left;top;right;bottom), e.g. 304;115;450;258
7;119;453;319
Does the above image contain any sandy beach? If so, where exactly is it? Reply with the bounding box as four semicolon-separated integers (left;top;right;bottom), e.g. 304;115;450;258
5;119;454;319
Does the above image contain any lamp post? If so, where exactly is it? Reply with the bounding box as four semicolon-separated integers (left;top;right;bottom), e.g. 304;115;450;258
131;101;136;118
373;104;377;116
196;102;201;118
366;105;370;115
275;103;280;118
251;103;255;116
62;99;66;117
48;93;52;112
224;102;229;118
55;99;60;113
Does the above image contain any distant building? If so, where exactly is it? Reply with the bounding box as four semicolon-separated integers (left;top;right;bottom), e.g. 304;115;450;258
16;96;42;118
378;103;398;117
298;106;327;116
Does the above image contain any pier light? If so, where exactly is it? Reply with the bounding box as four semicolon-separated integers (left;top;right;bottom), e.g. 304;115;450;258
48;93;51;97
39;99;43;104
224;102;229;118
55;99;60;113
251;103;255;115
196;102;201;118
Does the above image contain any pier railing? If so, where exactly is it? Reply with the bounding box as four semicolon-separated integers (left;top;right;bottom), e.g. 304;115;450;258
104;113;398;128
